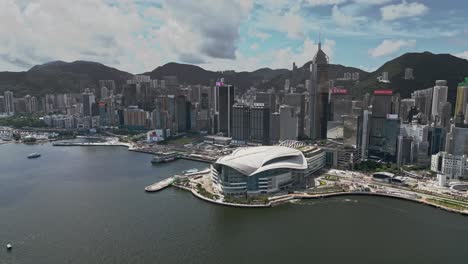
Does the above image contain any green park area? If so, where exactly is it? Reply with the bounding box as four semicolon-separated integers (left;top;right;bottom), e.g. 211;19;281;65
427;198;468;211
0;115;46;128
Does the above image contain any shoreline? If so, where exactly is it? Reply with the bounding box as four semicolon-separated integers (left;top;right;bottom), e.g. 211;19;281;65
173;183;468;215
19;139;468;216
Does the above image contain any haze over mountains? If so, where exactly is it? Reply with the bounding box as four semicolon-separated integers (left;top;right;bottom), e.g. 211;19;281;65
1;52;468;104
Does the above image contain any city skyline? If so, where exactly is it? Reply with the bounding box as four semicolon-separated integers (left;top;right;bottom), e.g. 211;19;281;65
1;0;468;74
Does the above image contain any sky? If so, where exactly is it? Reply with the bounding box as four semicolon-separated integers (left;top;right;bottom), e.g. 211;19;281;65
0;0;467;74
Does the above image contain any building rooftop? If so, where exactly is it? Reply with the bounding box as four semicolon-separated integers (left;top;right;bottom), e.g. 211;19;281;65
216;146;307;176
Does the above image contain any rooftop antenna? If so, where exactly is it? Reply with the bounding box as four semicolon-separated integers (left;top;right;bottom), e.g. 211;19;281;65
318;27;322;50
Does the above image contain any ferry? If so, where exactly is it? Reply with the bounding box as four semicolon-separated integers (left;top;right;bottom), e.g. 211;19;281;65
27;153;41;159
151;152;178;164
183;168;199;175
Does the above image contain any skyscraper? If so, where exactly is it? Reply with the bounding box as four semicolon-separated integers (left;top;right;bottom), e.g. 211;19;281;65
454;78;468;119
82;89;95;117
284;93;305;138
308;41;329;140
250;103;270;145
431;80;448;123
232;103;250;145
216;85;235;137
279;105;299;141
4;91;14;116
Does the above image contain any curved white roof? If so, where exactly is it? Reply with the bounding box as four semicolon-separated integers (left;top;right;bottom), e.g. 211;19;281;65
215;146;307;176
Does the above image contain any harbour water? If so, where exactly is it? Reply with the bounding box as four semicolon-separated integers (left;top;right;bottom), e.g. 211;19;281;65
1;142;468;264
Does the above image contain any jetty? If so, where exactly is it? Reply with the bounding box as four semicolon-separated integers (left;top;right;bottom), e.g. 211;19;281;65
145;177;175;192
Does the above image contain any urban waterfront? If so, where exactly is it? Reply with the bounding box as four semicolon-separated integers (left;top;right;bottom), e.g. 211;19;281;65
2;143;468;264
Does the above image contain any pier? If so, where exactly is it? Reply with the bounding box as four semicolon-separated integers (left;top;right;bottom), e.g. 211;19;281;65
144;177;175;192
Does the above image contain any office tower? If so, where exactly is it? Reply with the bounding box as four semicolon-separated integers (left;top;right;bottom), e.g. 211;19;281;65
101;86;109;99
232;103;250;144
98;101;108;127
82;89;95;117
399;123;430;166
404;68;414;80
329;87;351;121
400;99;415;123
284;79;290;92
123;84;138;106
411;88;433;121
99;80;116;92
24;95;35;114
308;41;330;140
368;90;400;161
0;96;5;113
343;115;361;148
123;106;147;129
163;76;178;94
4;91;14;116
439;102;452;130
284;93;305;138
428;127;446;155
216;85;235;137
270;112;280;144
250;104;270;145
279;105;299;141
352;72;360;81
397;136;414;167
361;110;370;160
167;95;177;134
454;78;468;118
451;127;468;156
431;80;448;123
176;95;188;132
255;92;276;111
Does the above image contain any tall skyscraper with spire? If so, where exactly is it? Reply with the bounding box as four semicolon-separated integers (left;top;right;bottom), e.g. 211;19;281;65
308;39;330;139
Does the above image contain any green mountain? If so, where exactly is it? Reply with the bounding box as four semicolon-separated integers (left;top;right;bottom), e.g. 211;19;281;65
0;61;133;96
143;62;288;92
352;52;468;103
260;62;370;90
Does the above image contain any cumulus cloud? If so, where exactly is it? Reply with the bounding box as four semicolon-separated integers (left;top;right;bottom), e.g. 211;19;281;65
0;0;146;71
381;1;429;21
455;51;468;60
156;1;252;60
353;0;392;5
332;5;367;27
248;28;272;41
306;0;348;6
369;39;416;57
0;0;252;73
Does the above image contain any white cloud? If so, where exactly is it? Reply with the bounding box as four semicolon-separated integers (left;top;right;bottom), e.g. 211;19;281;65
369;39;416;57
381;1;429;21
306;0;348;6
248;28;272;41
331;5;367;27
250;43;260;50
353;0;392;5
455;51;468;60
0;0;253;73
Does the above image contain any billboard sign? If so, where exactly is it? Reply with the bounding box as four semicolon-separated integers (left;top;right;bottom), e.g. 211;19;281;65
374;90;393;95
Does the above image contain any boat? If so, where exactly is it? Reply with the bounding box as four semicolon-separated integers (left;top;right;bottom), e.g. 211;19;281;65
27;153;41;159
183;168;199;175
6;244;12;251
151;152;178;164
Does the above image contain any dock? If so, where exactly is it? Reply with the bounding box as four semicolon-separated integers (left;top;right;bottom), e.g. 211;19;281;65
144;177;175;192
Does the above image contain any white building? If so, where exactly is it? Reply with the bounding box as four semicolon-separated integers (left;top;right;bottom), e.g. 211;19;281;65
211;146;308;196
431;152;468;179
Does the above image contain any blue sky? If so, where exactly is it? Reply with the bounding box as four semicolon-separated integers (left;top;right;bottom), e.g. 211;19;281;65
1;0;467;73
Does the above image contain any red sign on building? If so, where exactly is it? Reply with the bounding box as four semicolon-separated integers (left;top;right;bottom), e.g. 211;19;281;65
374;90;393;95
330;87;348;94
